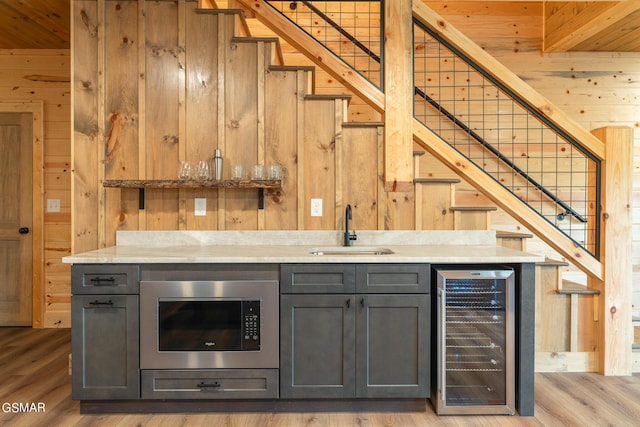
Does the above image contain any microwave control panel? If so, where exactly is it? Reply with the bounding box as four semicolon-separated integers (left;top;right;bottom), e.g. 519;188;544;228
242;300;260;350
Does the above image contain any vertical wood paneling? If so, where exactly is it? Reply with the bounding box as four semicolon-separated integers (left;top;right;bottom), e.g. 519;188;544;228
303;99;336;230
72;1;99;254
183;5;219;230
264;68;299;230
342;125;379;231
224;40;259;229
145;0;180;181
144;0;180;229
104;0;139;245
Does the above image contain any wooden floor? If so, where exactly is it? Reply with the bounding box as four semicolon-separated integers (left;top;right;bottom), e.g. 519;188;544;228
1;328;639;426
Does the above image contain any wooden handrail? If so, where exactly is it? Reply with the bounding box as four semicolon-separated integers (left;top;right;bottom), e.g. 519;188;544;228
235;0;384;112
412;1;606;162
413;118;602;280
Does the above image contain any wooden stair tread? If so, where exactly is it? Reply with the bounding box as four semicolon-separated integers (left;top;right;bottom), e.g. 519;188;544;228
305;94;352;101
536;257;570;267
268;65;315;72
196;8;244;16
342;122;384;128
450;205;497;212
414;177;461;184
232;36;280;43
495;230;534;239
557;280;600;295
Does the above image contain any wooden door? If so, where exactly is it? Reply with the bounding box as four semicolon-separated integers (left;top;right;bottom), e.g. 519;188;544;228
0;113;33;325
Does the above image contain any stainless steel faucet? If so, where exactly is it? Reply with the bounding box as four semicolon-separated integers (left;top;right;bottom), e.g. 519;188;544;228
344;204;357;246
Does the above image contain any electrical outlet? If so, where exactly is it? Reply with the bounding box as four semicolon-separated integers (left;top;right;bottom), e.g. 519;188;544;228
194;198;206;216
311;198;322;217
47;199;61;213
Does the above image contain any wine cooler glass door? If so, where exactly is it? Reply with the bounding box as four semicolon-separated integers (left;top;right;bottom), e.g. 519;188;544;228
435;269;515;415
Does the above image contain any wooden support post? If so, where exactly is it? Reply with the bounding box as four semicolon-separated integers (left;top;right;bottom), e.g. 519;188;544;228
591;126;633;375
383;0;413;192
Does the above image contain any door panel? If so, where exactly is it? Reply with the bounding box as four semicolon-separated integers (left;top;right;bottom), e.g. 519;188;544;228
356;294;430;398
280;294;356;398
0;113;33;325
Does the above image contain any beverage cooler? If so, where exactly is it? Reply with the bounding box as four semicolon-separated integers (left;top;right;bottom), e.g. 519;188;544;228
433;269;516;415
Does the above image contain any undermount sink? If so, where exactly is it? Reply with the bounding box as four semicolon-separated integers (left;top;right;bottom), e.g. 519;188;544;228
308;246;394;256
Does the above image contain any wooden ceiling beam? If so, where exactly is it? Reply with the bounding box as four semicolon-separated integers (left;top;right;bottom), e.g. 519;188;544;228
544;1;640;52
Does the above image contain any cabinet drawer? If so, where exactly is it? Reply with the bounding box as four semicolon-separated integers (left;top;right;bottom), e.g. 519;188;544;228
72;264;140;294
141;369;278;399
280;264;356;293
356;264;430;293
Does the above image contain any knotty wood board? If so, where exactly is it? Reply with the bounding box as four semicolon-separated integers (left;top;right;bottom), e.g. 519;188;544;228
342;125;380;231
264;68;299;230
224;40;260;229
104;0;140;246
302;98;337;230
417;183;454;230
144;1;181;229
72;2;99;255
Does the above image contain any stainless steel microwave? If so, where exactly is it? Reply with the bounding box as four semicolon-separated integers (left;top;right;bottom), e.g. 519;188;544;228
140;280;279;370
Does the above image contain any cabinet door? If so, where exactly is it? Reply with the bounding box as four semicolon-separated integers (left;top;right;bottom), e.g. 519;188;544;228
280;264;356;293
356;294;430;398
71;295;140;400
280;294;356;398
356;264;430;293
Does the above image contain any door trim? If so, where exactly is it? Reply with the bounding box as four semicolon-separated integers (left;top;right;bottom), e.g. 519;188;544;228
0;101;44;327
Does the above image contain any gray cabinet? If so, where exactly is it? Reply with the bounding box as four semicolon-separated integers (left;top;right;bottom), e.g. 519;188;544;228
356;294;429;398
280;264;430;399
71;265;140;400
280;294;356;398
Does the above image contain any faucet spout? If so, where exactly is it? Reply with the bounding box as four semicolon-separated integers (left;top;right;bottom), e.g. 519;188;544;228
344;204;357;246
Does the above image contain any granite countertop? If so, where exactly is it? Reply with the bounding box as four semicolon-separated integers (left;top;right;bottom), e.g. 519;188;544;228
63;231;545;264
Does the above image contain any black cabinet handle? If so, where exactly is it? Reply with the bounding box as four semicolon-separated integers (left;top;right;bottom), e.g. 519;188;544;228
197;381;221;391
19;227;30;234
89;277;116;285
360;298;365;308
346;298;351;309
89;300;114;306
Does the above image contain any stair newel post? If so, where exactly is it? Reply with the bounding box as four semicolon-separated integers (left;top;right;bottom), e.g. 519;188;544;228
591;126;634;375
383;0;413;192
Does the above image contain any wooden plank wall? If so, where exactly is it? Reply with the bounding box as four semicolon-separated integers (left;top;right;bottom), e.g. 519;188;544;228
72;0;396;244
68;0;639;332
0;49;71;327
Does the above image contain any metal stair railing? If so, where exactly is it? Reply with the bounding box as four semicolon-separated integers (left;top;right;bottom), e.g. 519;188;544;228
262;0;600;258
265;1;383;89
413;20;600;257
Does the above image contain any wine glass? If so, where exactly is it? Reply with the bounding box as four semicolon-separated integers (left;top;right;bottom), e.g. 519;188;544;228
196;160;210;180
178;161;192;180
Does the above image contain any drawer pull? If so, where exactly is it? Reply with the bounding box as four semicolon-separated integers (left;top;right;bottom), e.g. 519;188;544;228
197;381;222;391
89;300;114;306
90;277;116;285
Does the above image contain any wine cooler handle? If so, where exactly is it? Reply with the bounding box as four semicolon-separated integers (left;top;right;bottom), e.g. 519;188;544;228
439;287;447;406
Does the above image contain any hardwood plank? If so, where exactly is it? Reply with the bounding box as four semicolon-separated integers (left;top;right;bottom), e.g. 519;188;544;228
342;125;380;230
263;68;299;230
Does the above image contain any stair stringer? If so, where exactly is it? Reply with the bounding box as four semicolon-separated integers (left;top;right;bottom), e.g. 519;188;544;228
413;119;602;280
